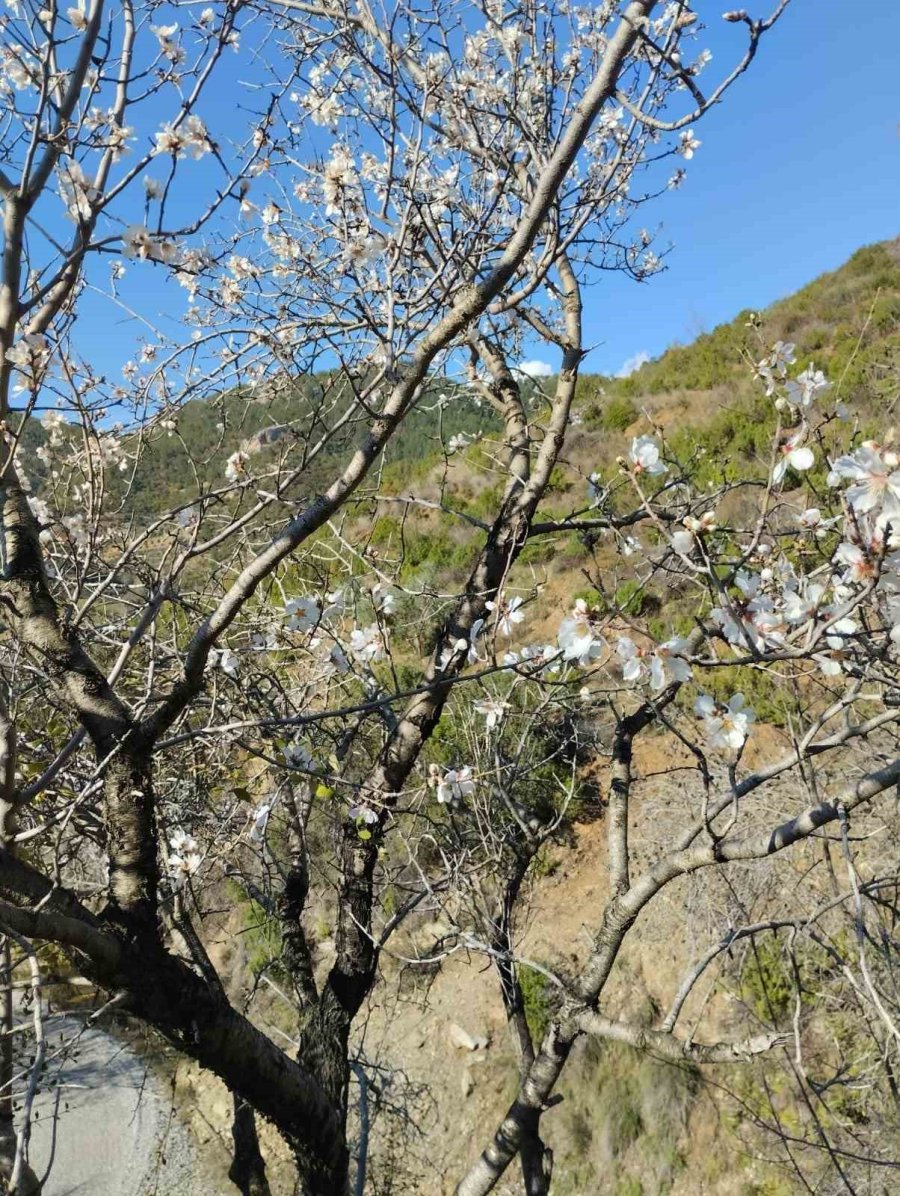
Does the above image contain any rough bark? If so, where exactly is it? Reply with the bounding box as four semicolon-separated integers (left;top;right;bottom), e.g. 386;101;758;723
492;860;552;1196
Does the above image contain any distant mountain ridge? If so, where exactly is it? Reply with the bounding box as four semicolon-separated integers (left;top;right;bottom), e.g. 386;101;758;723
21;239;900;520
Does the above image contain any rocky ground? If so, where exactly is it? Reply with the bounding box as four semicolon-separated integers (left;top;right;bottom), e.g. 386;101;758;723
13;728;887;1195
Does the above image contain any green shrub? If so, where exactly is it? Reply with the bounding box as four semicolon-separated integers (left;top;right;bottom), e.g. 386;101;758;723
647;612;695;642
228;880;286;980
597;1078;643;1162
546;464;573;493
668;393;772;487
616;375;639;397
601;395;639;432
587;580;661;620
613;580;651;617
741;934;793;1021
518;965;555;1043
561;1037;699;1189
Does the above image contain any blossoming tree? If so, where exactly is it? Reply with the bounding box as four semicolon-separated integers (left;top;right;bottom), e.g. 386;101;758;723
7;3;897;1196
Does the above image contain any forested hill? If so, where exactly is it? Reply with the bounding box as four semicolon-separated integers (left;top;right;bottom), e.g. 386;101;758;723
575;237;900;432
85;374;502;517
21;239;900;516
175;237;900;501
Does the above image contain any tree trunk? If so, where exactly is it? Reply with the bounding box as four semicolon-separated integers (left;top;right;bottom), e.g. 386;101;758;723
229;1096;271;1196
292;992;357;1195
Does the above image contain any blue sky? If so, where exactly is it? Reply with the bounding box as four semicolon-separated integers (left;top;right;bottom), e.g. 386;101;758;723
589;0;900;376
66;1;899;385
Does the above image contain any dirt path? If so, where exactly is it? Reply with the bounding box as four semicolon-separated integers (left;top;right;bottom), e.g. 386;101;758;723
24;1010;225;1196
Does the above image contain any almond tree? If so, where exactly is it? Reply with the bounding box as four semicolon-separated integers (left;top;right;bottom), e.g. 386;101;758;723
13;4;890;1196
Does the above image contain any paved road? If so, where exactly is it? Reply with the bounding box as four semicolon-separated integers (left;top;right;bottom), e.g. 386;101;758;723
23;1011;212;1196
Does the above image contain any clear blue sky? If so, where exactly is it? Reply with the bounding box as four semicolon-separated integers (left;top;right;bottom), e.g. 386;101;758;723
588;0;900;376
70;1;899;384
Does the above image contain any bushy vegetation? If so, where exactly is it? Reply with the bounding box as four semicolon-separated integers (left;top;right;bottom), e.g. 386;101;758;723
555;1035;700;1195
583;393;638;432
519;965;556;1043
227;880;286;981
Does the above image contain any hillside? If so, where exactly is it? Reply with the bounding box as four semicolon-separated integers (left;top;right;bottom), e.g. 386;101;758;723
568;238;899;479
600;239;900;404
324;238;900;609
22;239;899;540
33;239;900;1196
159;238;900;1194
150;239;900;529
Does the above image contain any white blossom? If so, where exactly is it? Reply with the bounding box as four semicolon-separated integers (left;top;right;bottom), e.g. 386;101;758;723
770;341;796;372
616;636;644;682
306;94;344;128
437;766;475;805
284;596;320;632
2;48;38;90
216;648;240;677
322;145;356;212
772;430;814;484
59;160;100;220
154;115;211;160
350;624;386;663
486;595;525;637
695;693;755;751
629;434;667;476
834;543;875;585
786;364;830;408
587;471;605;507
225;450;250;482
248;804;271;844
797;507;822;529
122;224;179;264
371;584;396;616
757;340;796;395
828;443;900;524
670;528;695;555
679;130;701;159
150;23;185;65
227;255;256;281
557;599;603;666
283;742;315;770
519;644;562;675
220;277;243;306
782;580;825;624
683;510;717;534
473;697;509;731
323;588;346;619
168;828;201;881
324;644;347;673
348;804;378;825
618;636;692;689
5;334;51;385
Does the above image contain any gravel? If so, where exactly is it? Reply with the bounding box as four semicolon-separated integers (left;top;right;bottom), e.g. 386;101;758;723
22;1010;225;1196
